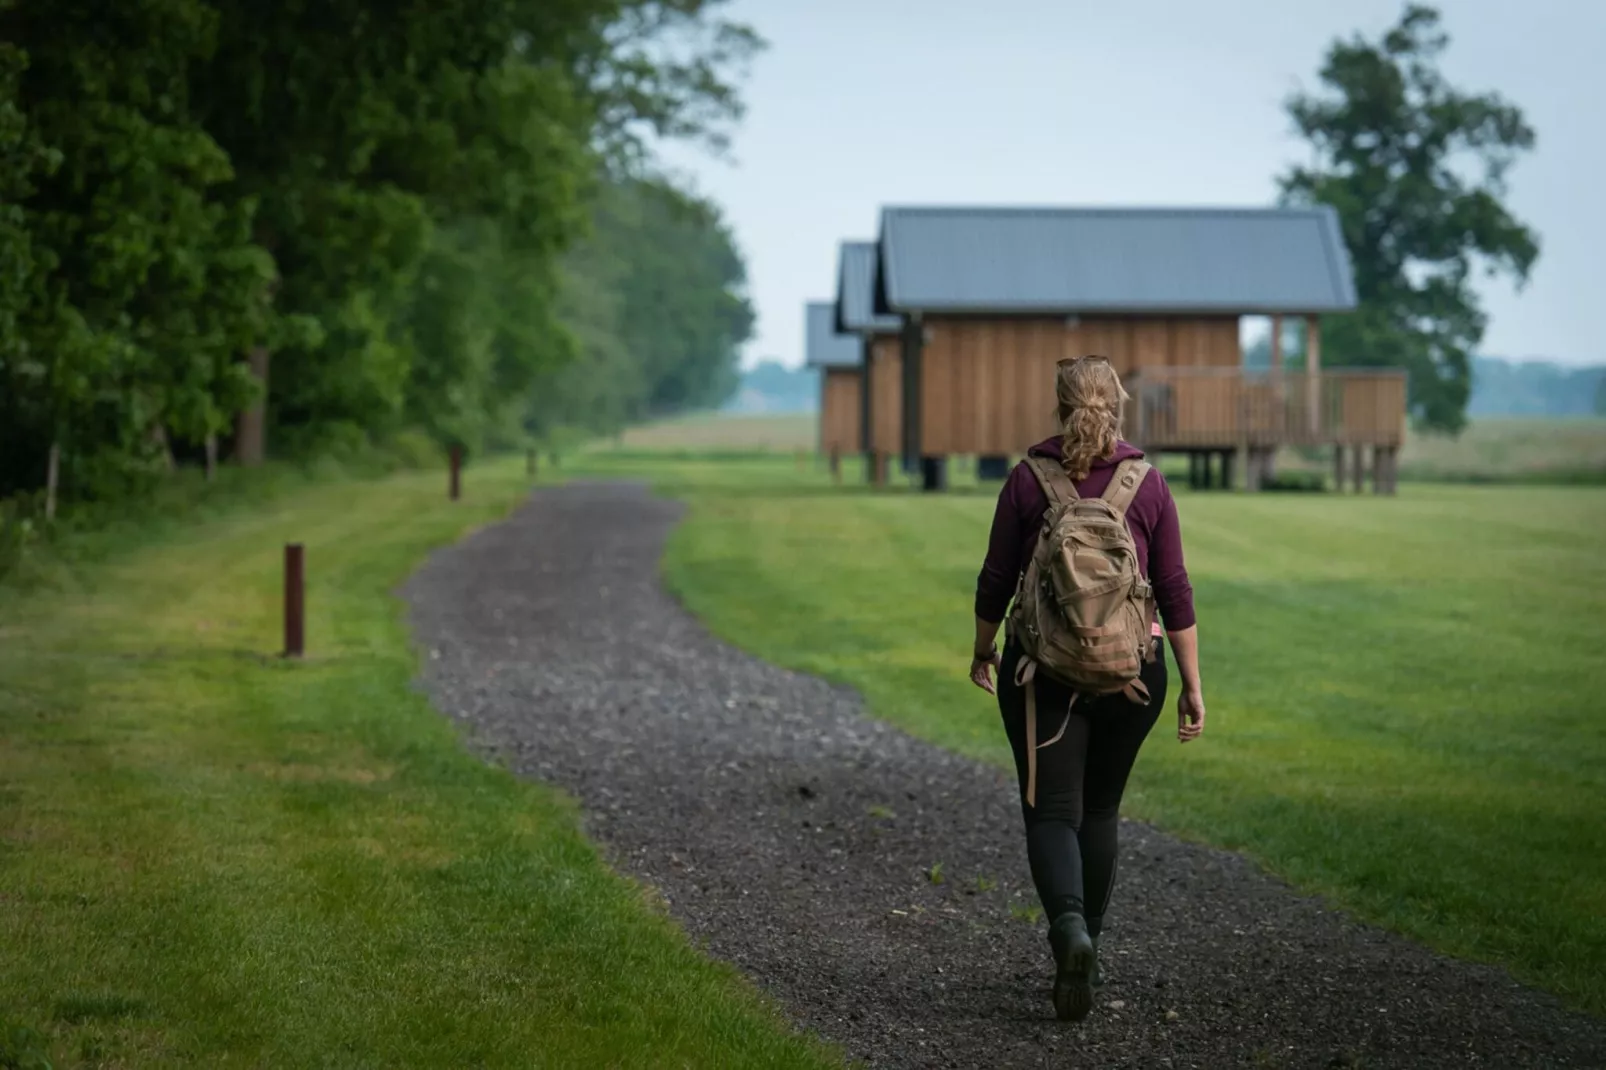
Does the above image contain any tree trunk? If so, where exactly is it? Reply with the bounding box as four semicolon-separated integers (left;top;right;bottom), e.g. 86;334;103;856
235;345;271;466
44;441;59;520
205;433;218;482
151;424;175;471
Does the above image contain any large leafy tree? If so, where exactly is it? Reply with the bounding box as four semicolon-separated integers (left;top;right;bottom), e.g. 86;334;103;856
0;0;764;521
1279;3;1540;432
0;0;271;502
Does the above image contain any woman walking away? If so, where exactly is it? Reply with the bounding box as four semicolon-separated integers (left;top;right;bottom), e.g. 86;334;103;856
969;355;1205;1023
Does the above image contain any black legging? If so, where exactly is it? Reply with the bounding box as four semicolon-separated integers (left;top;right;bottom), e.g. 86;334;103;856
997;636;1167;936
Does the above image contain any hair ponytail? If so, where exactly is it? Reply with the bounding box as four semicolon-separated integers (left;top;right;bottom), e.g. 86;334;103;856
1056;356;1127;480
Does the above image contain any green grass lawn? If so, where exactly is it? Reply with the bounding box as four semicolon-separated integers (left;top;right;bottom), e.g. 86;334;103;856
572;450;1606;1016
0;462;841;1069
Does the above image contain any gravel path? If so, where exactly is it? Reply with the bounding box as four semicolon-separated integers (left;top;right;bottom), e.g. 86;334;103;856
401;482;1606;1070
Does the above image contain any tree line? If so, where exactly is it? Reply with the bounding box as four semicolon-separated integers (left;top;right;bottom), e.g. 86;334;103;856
0;0;760;515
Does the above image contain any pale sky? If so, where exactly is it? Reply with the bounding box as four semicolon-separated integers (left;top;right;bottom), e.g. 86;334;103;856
656;0;1605;370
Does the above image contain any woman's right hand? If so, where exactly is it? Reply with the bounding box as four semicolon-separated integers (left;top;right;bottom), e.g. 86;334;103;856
1177;686;1206;743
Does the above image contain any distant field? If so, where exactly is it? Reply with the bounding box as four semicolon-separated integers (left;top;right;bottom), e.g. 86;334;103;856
613;412;1606;485
1398;417;1606;482
615;412;816;452
572;450;1606;1015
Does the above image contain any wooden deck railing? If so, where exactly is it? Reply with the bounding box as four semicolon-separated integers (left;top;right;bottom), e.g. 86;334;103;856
1127;367;1408;449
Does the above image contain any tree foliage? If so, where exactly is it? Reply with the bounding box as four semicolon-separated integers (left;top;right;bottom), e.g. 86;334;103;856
528;176;754;438
0;0;762;506
1279;3;1540;432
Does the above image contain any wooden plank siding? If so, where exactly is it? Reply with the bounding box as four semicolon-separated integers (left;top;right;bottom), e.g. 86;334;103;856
819;367;862;455
916;316;1241;456
868;335;903;456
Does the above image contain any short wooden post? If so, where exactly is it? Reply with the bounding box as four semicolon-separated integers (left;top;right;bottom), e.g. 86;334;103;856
205;433;218;482
829;448;841;484
526;448;537;478
1333;445;1346;493
449;445;463;501
1351;444;1366;493
283;543;305;658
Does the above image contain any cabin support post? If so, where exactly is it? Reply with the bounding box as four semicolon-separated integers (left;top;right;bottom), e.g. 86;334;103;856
977;454;1010;481
829;448;841;484
1218;450;1233;493
1236;392;1252;492
1333;444;1346;492
1351;444;1366;493
1306;315;1322;437
920;456;948;492
1375;446;1398;496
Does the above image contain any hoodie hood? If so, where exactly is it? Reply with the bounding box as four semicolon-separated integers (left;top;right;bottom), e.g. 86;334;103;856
1025;436;1145;468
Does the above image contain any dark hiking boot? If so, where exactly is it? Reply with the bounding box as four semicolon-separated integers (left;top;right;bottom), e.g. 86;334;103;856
1047;912;1096;1022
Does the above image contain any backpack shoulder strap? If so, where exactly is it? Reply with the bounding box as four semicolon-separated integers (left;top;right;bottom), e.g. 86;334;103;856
1023;455;1079;507
1100;458;1153;519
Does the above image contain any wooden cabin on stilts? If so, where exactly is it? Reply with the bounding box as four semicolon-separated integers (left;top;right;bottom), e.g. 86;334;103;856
868;205;1406;494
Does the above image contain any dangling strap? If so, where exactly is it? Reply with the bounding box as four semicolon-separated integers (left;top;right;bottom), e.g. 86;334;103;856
1016;656;1076;809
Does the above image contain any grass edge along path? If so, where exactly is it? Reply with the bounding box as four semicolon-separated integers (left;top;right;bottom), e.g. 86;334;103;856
590;453;1606;1020
0;457;843;1069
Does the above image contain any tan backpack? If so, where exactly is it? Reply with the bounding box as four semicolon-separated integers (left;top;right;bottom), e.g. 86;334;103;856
1008;455;1157;807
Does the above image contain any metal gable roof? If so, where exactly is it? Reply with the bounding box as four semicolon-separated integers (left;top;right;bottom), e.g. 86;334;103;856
804;301;862;368
834;241;902;334
873;205;1358;316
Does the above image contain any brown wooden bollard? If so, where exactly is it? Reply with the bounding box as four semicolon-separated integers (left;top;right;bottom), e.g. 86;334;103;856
449;444;463;501
283;543;305;659
829;449;841;484
526;447;537;478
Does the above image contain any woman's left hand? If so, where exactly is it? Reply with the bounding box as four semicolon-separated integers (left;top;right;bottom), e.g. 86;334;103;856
969;650;1002;694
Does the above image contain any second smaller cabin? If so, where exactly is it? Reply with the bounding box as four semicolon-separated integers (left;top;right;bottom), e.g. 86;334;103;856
834;241;903;482
804;301;862;460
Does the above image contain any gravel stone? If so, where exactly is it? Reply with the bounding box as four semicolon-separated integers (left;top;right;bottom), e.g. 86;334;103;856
401;482;1606;1069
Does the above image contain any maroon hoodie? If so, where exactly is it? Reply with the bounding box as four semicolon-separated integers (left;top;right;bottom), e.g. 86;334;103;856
974;437;1196;631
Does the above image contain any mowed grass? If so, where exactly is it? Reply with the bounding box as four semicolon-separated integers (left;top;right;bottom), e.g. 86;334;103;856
574;449;1606;1015
0;462;841;1069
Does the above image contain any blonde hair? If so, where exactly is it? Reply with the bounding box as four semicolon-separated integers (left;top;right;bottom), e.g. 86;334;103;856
1056;355;1128;481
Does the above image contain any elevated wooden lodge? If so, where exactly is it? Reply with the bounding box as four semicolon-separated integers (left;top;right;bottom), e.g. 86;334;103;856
836;205;1406;493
